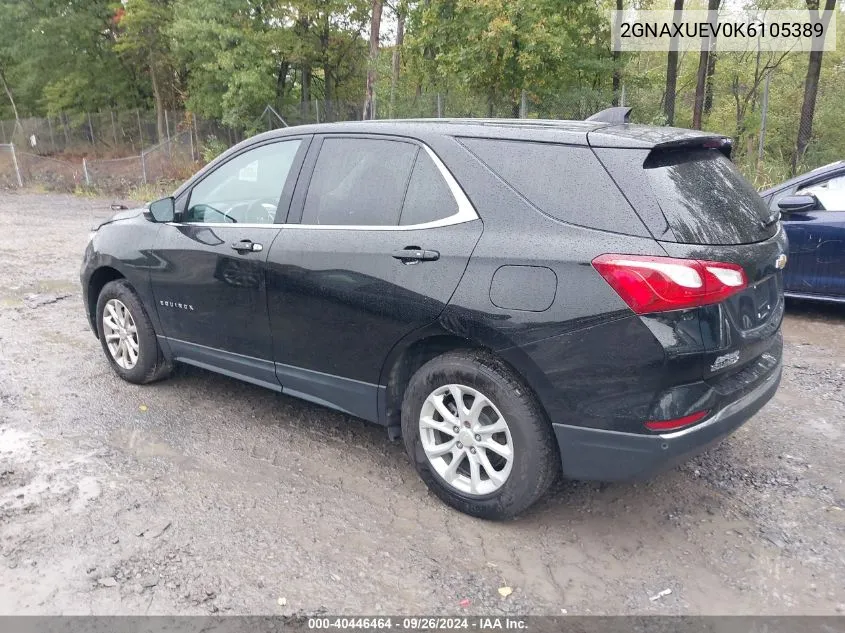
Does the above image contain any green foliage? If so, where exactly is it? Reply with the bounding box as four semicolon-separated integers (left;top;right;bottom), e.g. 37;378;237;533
126;180;179;202
0;0;139;116
405;0;615;116
201;134;228;163
168;0;370;127
1;0;842;185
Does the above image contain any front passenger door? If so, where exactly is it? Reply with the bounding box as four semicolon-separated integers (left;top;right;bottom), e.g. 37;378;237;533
149;138;307;389
781;172;845;297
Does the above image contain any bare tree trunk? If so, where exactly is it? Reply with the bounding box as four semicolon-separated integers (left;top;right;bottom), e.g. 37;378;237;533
150;65;166;143
363;0;384;120
692;0;720;129
319;19;333;120
323;63;333;119
0;66;21;135
390;6;405;118
611;0;622;106
792;0;836;175
692;52;708;129
276;61;290;102
663;0;684;126
301;65;312;116
704;52;717;114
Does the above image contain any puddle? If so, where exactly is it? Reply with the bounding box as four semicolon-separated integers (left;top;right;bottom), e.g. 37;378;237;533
70;475;102;512
0;427;38;462
0;279;77;305
110;428;189;463
0;427;102;514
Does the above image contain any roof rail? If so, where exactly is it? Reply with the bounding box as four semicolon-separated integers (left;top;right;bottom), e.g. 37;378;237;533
585;106;632;124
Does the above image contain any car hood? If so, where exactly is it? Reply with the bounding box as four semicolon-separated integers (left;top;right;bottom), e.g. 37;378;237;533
93;207;146;230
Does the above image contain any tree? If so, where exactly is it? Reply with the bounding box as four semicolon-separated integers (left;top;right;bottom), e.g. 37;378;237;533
704;50;717;115
115;0;176;142
663;0;684;126
792;0;837;174
390;1;407;117
611;0;623;106
0;0;138;117
692;0;720;129
0;0;26;132
363;0;384;119
409;0;612;118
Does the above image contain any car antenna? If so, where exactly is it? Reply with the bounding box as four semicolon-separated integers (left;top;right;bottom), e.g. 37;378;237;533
585;106;632;124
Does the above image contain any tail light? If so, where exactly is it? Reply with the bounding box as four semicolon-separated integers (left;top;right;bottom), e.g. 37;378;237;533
645;410;709;432
592;254;747;314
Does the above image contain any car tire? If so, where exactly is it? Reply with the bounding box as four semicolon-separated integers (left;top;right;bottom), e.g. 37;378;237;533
95;279;172;384
401;349;559;520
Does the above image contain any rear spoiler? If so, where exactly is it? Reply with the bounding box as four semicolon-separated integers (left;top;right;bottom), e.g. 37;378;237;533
650;136;733;161
586;107;733;160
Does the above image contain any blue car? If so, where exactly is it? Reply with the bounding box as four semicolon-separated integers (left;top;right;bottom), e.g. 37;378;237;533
761;160;845;302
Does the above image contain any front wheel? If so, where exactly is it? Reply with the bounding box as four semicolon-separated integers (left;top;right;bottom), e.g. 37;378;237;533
95;280;172;384
401;350;559;519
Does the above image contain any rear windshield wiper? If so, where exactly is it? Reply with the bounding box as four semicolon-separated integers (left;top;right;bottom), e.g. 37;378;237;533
760;211;780;228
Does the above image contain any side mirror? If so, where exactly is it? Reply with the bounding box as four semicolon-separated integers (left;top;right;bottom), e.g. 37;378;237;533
778;194;818;214
147;197;175;223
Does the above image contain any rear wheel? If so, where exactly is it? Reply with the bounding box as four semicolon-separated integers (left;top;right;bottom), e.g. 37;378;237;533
401;350;558;519
96;280;172;384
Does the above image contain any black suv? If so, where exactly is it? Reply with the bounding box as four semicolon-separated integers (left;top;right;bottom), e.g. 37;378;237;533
81;118;785;519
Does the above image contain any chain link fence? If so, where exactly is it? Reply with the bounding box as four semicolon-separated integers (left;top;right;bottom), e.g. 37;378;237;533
0;93;620;194
0;129;199;193
0;82;809;194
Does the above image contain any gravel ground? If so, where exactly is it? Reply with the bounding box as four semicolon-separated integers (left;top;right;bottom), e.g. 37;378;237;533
0;191;843;616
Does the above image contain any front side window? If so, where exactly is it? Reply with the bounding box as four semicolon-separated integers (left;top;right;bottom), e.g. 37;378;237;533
185;140;301;224
797;173;845;211
302;138;418;226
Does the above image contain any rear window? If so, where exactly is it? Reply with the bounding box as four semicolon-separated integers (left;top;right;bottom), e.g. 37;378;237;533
400;151;458;225
643;149;775;245
459;138;648;236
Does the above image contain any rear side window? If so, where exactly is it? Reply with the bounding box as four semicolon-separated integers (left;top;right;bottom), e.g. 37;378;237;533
643;149;775;244
400;151;458;225
459;138;647;235
302;138;417;226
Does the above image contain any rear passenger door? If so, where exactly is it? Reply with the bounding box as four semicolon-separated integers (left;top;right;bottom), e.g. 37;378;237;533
266;135;483;422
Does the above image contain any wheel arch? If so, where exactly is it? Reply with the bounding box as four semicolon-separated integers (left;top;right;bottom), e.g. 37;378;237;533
380;334;477;429
86;266;126;337
378;327;554;438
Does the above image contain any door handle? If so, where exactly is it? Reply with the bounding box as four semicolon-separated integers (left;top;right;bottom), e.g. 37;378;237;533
231;240;263;253
391;247;440;263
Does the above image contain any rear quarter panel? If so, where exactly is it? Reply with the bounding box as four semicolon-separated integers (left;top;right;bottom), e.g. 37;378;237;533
422;136;682;432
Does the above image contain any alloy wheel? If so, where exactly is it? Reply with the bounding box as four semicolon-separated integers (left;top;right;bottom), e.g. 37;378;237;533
419;384;514;496
102;298;140;370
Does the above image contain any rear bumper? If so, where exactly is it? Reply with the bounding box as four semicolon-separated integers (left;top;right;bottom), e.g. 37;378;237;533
553;361;782;481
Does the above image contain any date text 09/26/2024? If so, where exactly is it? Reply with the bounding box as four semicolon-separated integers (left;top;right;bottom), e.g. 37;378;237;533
307;617;528;630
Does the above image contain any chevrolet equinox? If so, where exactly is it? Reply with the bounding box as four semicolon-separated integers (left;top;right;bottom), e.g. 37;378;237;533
81;118;786;519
